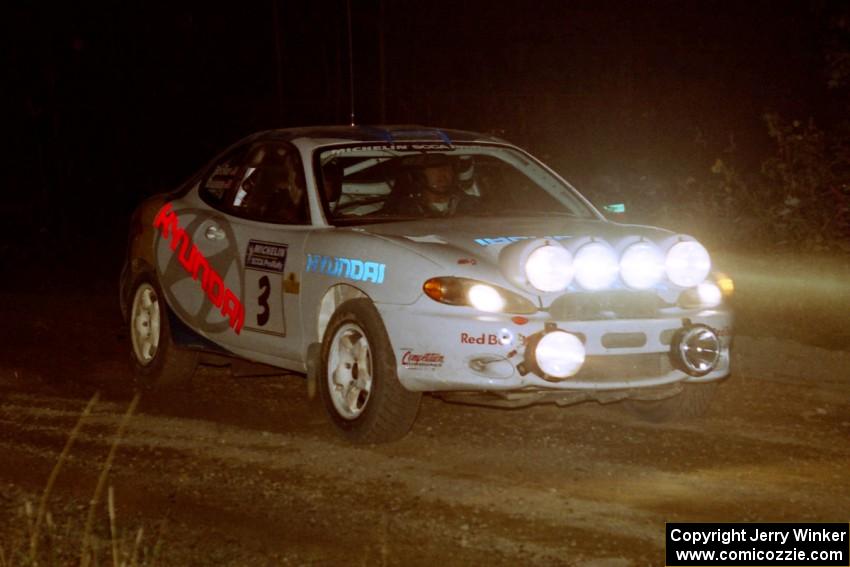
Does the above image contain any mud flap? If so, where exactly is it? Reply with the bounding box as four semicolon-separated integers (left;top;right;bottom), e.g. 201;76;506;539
306;342;321;400
167;308;232;356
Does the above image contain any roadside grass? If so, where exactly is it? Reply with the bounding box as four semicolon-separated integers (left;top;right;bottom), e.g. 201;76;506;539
0;392;161;567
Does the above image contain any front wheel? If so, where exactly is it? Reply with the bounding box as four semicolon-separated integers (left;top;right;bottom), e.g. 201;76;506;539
319;299;421;443
625;381;719;422
129;274;198;389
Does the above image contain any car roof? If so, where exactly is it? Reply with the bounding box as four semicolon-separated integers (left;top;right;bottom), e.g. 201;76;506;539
251;125;508;145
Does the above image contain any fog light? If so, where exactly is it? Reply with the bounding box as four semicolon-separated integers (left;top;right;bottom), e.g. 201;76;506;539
671;324;721;376
533;330;585;379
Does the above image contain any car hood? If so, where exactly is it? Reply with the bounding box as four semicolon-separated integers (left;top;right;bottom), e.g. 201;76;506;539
355;215;674;266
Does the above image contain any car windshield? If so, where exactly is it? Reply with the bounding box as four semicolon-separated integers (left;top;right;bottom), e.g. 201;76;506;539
315;143;597;225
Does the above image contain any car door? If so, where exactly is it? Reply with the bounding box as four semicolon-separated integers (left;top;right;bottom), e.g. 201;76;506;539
211;141;312;365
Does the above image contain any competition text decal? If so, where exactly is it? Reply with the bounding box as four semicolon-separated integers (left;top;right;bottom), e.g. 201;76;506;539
154;203;245;334
305;254;386;284
474;235;571;247
401;350;444;369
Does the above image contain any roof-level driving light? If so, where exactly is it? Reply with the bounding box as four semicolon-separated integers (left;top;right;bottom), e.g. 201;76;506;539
665;240;711;288
524;245;574;292
620;241;665;290
574;241;619;290
500;239;573;293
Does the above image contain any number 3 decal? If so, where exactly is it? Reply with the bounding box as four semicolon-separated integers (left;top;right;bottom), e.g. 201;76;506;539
243;240;287;337
257;275;271;326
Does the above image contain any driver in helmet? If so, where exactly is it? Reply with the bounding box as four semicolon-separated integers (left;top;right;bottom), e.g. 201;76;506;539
385;154;477;217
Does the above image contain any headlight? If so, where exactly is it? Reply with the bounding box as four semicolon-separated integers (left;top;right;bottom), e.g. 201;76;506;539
524;245;574;292
665;240;711;287
467;284;505;312
678;280;725;309
619;241;664;290
423;277;537;314
574;241;619;290
696;282;722;306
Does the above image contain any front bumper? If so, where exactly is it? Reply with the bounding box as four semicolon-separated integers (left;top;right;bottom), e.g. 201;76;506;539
378;296;732;393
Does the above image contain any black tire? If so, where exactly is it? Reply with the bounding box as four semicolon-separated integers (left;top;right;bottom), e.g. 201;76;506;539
128;272;199;389
319;299;421;443
625;381;719;422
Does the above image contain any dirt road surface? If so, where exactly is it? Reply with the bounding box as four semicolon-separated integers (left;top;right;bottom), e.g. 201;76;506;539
1;286;849;566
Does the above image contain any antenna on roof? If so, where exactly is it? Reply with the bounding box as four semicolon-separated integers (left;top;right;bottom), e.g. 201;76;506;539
346;0;356;126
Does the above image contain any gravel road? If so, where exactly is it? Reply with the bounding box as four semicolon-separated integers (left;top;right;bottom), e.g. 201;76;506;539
1;290;848;566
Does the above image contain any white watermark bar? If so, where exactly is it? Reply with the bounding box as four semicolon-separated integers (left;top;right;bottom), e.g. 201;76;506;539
666;523;849;566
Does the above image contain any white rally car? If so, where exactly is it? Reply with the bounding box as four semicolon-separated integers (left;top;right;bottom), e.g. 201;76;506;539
121;125;733;443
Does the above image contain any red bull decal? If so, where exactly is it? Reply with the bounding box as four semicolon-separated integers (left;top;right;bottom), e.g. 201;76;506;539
154;203;245;334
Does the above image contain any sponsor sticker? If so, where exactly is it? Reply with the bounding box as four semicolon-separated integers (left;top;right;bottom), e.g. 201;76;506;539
461;332;501;346
242;240;288;337
283;272;300;294
460;330;514;346
153;203;245;334
326;143;454;156
400;350;444;369
305;254;386;284
245;240;288;274
474;235;572;247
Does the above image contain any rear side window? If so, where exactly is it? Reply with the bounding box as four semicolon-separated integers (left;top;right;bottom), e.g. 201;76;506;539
200;146;249;207
227;143;309;225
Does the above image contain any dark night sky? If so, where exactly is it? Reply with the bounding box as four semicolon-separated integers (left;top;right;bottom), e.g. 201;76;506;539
2;1;844;236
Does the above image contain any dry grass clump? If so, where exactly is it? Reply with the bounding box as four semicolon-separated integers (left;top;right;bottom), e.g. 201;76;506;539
0;392;163;567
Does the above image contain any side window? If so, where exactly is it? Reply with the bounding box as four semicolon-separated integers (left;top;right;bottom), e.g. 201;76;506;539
228;143;309;225
199;146;249;208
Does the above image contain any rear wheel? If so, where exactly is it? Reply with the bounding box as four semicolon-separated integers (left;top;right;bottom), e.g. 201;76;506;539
625;381;718;422
129;274;198;389
319;299;421;443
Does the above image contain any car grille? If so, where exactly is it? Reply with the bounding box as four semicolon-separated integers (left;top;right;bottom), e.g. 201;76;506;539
573;353;672;382
548;290;666;320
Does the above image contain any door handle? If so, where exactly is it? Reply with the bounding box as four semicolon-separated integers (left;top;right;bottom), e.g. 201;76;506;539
205;225;225;241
